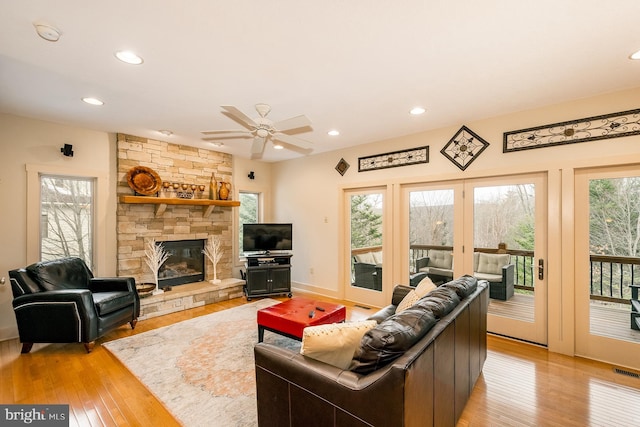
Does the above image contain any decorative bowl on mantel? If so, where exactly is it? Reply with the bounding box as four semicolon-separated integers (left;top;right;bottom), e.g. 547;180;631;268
136;283;156;298
126;166;162;196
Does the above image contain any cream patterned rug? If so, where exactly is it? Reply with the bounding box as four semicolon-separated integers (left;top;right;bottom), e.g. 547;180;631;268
104;299;299;427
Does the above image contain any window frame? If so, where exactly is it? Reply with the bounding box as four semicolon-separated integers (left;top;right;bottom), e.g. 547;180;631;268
39;174;96;269
237;190;262;260
26;164;108;273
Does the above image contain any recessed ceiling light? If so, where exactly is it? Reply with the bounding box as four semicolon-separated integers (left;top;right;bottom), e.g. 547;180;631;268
82;97;104;106
410;107;426;115
273;142;284;149
33;23;61;42
158;130;173;136
115;50;144;65
328;130;340;136
630;49;640;60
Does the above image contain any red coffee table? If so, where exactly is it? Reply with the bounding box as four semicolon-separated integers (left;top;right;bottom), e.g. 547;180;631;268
257;297;346;342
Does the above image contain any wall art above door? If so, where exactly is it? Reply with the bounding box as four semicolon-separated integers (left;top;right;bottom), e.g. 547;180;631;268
358;146;428;172
503;108;640;153
441;125;490;171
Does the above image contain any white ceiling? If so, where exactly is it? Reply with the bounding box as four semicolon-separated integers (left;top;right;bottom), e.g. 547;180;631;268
1;1;639;162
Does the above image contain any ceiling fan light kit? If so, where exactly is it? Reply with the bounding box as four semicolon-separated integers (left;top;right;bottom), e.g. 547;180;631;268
201;103;314;159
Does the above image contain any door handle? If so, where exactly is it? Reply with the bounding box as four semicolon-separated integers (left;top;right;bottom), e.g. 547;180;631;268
538;259;544;280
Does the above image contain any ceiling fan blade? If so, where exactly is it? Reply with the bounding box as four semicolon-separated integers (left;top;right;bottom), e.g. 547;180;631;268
251;137;266;153
272;133;313;150
201;129;250;135
221;105;257;130
251;137;266;157
272;114;312;132
202;133;253;141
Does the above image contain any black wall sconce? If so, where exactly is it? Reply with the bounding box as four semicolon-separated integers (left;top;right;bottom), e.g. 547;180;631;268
248;171;255;180
61;144;74;157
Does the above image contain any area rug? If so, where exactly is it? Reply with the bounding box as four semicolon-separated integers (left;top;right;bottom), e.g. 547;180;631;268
103;299;299;427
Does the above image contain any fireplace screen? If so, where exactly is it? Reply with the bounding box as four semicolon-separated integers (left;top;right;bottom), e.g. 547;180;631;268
158;239;205;288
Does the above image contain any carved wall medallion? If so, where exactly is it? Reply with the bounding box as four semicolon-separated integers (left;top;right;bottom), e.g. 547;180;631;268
441;126;489;171
503;108;640;152
335;158;350;176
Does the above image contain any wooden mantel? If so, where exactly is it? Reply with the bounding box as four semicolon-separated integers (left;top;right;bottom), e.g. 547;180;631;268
119;195;240;217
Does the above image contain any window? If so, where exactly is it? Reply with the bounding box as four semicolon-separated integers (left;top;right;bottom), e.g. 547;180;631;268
40;175;95;269
239;192;260;255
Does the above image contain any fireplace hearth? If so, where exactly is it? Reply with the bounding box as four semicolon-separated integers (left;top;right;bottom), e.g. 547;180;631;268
158;239;205;288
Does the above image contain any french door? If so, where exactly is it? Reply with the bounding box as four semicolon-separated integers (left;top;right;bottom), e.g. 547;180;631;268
401;173;548;345
343;186;389;308
575;165;640;370
465;174;548;345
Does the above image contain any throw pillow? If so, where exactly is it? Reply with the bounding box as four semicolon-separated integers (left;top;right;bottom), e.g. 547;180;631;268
396;276;437;313
414;276;436;297
396;289;421;313
300;320;378;370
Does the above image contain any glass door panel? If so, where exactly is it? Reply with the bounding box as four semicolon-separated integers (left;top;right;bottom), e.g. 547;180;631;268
575;168;640;370
345;187;387;307
408;188;455;284
466;174;547;345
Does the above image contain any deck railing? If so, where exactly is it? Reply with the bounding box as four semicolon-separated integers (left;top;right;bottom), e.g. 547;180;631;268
408;245;639;304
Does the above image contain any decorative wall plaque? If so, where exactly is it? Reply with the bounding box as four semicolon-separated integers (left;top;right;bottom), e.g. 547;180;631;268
335;158;350;176
503;108;640;152
358;146;428;172
440;126;489;171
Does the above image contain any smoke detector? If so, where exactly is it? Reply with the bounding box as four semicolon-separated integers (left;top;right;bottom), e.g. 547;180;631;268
34;23;61;42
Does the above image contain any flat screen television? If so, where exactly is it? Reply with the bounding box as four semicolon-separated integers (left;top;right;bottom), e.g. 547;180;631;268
242;223;292;253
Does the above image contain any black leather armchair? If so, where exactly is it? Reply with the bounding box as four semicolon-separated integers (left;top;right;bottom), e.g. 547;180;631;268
8;257;140;353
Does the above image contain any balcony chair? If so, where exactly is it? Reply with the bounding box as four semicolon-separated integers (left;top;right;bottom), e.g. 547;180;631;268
352;250;382;291
8;257;140;353
473;252;514;300
415;249;454;284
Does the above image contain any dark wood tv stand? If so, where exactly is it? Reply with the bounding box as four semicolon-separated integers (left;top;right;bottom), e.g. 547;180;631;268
244;253;293;300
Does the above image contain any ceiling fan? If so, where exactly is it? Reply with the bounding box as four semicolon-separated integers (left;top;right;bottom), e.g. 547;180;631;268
201;104;313;159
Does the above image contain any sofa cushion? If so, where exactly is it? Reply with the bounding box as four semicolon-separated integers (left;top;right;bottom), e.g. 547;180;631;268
415;287;460;318
427;250;453;269
92;291;136;316
300;320;378;370
354;252;375;265
351;306;438;374
26;257;93;291
476;253;510;275
441;275;478;299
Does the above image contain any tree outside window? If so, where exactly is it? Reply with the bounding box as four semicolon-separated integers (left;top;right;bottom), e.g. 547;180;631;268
239;192;260;255
40;175;94;269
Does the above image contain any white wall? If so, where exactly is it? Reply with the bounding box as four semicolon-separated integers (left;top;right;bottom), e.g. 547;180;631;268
0;114;117;340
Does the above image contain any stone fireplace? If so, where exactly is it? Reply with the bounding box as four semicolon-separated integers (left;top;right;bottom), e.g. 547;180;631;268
157;239;205;288
116;133;235;286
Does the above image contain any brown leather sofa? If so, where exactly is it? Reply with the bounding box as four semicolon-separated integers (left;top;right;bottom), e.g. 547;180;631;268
254;276;489;427
9;257;140;353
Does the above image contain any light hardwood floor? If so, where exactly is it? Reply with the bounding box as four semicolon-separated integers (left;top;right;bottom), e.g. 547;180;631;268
2;293;640;426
